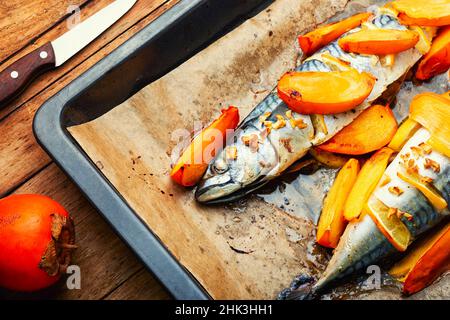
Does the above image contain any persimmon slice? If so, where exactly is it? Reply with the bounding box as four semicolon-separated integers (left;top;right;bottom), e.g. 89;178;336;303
338;29;419;55
309;148;349;168
392;0;450;26
390;222;450;295
170;106;239;186
317;158;360;248
388;118;421;152
277;69;376;115
409;92;450;157
344;147;394;221
416;26;450;80
298;12;372;56
318;105;398;155
402;223;450;295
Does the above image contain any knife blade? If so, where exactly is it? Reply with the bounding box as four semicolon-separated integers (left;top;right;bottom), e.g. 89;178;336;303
0;0;137;108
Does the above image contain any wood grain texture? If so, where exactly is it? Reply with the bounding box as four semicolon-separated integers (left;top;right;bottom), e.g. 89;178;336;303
0;0;173;119
69;0;349;299
105;269;171;300
0;0;178;196
0;0;176;300
0;163;170;300
0;42;55;107
0;0;89;62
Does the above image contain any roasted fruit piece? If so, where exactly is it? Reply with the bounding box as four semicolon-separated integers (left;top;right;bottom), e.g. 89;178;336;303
409;92;450;157
170;107;239;186
390;222;450;295
318;104;398;155
338;29;419;55
298;12;372;56
277;69;376;115
309;148;349;168
344;147;394;221
317;159;360;248
388;118;421;152
392;0;450;26
416;26;450;80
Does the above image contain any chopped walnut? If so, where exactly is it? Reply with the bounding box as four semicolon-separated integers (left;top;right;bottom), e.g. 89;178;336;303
424;158;440;173
290;118;307;129
272;116;286;130
420;175;434;184
388;207;410;220
241;134;259;153
419;142;432;155
285;110;293;119
259;112;271;123
403;213;414;221
388;186;404;196
225;146;238;160
387;207;397;219
263;120;273;134
405;158;419;175
410;146;424;159
400;152;411;162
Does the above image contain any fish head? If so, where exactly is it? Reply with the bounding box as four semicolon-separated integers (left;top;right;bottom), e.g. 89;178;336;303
195;127;277;203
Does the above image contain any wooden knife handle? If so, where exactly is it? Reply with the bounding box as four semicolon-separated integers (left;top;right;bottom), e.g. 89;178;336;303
0;42;56;107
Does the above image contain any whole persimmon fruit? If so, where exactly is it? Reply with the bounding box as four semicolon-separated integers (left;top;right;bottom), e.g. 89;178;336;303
0;194;75;292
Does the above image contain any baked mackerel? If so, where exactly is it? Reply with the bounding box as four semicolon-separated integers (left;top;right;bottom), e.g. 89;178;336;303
285;127;449;299
196;9;422;203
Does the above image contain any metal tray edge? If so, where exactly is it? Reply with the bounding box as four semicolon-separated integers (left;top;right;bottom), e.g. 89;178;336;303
33;0;211;300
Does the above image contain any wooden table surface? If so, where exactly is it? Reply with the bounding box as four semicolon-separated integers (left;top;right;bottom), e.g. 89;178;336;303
0;0;176;300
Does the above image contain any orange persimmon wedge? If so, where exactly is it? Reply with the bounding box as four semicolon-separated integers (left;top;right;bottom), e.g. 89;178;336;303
317;158;360;248
409;92;450;157
390;222;450;295
277;69;376;115
338;29;419;55
318;105;398;155
298;12;372;56
392;0;450;26
388;118;421;152
309;148;349;168
170;106;239;186
344;147;394;221
416;26;450;80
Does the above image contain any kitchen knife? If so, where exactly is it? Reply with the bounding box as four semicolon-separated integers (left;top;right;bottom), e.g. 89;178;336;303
0;0;137;108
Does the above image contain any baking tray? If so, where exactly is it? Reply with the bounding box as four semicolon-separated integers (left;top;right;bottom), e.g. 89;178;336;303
33;0;274;300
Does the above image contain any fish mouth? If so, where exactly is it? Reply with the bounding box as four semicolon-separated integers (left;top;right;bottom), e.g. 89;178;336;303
195;174;242;203
195;173;269;204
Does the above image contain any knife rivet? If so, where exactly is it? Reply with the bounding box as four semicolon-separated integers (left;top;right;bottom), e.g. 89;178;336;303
10;71;19;79
40;51;48;59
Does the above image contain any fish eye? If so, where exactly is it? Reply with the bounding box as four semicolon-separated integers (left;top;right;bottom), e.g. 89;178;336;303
213;158;229;174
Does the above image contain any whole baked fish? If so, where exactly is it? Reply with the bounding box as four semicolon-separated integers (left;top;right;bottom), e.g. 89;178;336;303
283;127;449;299
196;9;422;203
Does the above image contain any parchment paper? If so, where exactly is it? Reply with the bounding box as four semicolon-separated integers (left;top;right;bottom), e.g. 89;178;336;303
68;0;449;299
